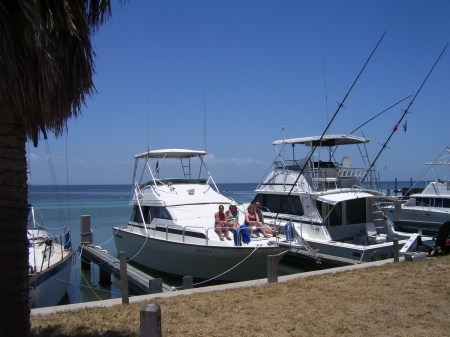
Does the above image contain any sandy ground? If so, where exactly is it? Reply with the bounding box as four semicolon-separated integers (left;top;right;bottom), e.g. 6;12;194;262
31;255;450;337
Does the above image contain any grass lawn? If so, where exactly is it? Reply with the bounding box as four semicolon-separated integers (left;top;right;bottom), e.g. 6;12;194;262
32;255;450;337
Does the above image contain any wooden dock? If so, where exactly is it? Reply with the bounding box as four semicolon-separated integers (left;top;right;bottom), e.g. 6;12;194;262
81;245;173;294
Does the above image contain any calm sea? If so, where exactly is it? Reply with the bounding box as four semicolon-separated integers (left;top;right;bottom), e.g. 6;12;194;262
28;181;426;306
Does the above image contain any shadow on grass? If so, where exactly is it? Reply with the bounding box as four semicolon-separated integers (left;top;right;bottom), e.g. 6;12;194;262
32;325;135;337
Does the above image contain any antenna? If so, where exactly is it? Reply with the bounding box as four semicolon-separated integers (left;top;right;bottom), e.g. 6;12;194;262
323;62;330;124
203;92;207;151
147;97;151;152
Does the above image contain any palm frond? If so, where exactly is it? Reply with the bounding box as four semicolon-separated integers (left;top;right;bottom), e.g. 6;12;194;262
0;0;113;145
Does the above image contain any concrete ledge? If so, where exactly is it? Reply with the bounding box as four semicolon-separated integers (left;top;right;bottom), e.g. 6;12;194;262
31;257;402;316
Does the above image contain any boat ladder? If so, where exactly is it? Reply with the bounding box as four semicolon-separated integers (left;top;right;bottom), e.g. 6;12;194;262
291;224;321;263
371;201;388;233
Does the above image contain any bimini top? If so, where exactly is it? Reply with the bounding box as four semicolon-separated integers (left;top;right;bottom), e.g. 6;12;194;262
316;191;376;205
135;149;208;159
272;134;370;147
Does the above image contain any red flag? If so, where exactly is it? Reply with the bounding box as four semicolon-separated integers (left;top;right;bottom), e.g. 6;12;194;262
403;120;407;132
393;123;398;132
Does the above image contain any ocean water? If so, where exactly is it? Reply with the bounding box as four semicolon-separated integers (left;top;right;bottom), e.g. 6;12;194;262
28;180;427;306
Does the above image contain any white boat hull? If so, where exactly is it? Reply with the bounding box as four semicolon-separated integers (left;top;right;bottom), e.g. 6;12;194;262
114;227;286;282
305;239;408;262
29;251;73;308
384;206;450;234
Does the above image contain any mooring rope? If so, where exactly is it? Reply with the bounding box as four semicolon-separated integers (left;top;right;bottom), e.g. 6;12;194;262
169;245;262;291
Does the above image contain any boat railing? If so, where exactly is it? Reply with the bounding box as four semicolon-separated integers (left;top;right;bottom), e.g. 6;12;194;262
338;168;367;178
152;223;272;246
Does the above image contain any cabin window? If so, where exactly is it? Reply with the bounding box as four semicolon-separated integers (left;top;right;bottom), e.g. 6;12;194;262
346;198;366;225
132;206;172;223
316;200;342;226
443;199;450;208
252;194;304;216
149;206;172;220
328;203;342;227
417;198;431;207
132;206;151;223
434;198;443;207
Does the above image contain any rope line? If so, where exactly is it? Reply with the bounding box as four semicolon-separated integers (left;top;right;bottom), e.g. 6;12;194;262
50;276;122;295
169;245;262;291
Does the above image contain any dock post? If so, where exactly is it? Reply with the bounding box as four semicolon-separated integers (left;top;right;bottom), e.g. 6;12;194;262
149;278;162;294
140;303;162;337
393;239;399;262
80;215;92;245
183;276;193;289
80;215;92;270
267;255;278;283
119;251;129;304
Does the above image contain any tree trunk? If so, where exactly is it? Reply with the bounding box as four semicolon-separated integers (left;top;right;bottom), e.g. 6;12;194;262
0;124;30;337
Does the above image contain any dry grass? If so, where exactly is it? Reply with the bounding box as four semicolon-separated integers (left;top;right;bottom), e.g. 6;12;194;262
32;256;450;337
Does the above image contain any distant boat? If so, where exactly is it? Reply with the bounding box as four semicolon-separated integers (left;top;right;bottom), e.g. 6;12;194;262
382;146;450;235
28;207;73;308
113;149;288;282
251;134;425;262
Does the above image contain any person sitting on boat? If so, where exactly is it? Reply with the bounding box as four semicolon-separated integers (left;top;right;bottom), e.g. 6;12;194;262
215;205;231;241
245;203;271;238
226;202;240;230
255;201;277;237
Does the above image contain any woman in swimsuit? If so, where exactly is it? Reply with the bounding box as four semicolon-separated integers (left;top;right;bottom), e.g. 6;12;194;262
245;203;272;238
226;202;240;230
215;205;231;241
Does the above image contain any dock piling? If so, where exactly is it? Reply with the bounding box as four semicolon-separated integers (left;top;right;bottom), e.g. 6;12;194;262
183;276;193;289
80;215;92;245
267;255;279;283
393;239;399;262
80;215;92;270
149;278;163;294
140;303;162;337
119;251;129;304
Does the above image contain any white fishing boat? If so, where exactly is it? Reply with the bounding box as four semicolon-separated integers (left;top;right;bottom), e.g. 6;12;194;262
28;207;73;308
113;149;287;282
382;146;450;235
252;134;423;262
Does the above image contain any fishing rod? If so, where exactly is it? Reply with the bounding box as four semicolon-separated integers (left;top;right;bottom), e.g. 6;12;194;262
361;44;448;183
328;94;413;162
349;94;412;135
281;31;386;197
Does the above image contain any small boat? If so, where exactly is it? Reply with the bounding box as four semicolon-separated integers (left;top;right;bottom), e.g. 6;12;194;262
113;149;288;282
382;146;450;235
251;134;424;262
28;207;73;308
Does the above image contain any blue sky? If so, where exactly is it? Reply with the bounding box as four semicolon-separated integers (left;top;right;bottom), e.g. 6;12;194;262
28;0;450;185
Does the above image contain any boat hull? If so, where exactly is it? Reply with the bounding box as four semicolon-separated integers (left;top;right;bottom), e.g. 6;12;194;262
113;227;286;282
305;239;408;262
29;251;73;308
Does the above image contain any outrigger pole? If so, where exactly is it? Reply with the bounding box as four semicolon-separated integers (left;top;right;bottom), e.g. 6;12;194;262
349;95;412;135
282;31;387;198
361;44;448;183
